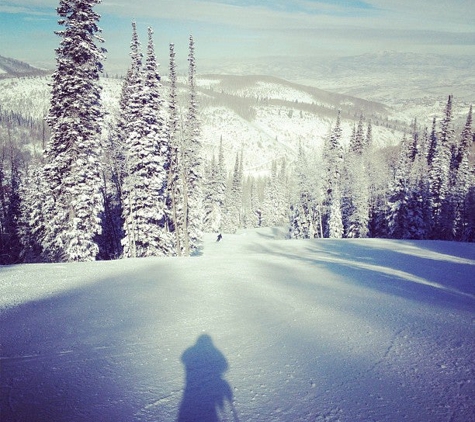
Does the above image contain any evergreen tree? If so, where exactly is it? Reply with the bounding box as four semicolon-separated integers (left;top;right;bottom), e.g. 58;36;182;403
0;147;22;264
323;111;344;237
452;106;473;240
289;143;318;239
121;26;172;257
408;134;432;239
409;118;419;162
427;117;438;166
262;159;288;228
182;35;203;255
429;95;455;239
43;0;105;261
387;136;411;238
248;177;262;228
456;105;473;169
328;185;344;238
365;120;373;151
222;152;242;232
204;138;227;233
19;163;47;262
166;42;185;255
350;114;365;155
344;151;369;238
366;152;390;238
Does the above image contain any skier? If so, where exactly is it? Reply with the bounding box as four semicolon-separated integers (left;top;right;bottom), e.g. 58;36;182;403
216;233;222;242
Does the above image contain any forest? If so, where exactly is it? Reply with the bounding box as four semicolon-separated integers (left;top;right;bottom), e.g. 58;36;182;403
0;0;474;265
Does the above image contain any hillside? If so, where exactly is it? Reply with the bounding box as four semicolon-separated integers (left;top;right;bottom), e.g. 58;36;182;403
206;52;475;105
195;74;403;173
1;53;472;174
0;55;49;78
1;228;474;421
0;73;407;174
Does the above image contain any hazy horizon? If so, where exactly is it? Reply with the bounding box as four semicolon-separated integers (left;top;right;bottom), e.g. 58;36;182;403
1;0;474;76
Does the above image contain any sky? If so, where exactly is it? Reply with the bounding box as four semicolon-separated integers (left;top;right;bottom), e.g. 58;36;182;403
0;0;474;75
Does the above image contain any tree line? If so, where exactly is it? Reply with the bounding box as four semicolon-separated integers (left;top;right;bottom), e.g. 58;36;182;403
203;101;474;242
1;0;202;263
0;0;473;265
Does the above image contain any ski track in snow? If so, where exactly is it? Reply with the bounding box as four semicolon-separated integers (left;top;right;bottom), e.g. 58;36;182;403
1;228;474;422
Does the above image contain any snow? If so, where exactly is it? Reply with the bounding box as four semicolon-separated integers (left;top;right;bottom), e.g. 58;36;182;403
1;228;475;422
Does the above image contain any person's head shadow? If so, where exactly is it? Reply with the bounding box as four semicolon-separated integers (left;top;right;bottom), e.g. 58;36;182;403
177;334;236;422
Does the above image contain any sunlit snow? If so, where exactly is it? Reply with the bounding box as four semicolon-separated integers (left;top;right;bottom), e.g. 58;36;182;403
1;228;474;421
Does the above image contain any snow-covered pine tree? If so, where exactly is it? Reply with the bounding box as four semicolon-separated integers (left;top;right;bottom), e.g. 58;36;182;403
276;157;290;224
222;152;242;233
203;155;217;232
203;138;227;233
455;105;472;169
142;27;172;253
409;118;419;162
429;95;456;239
427;117;438;166
387;136;412;238
166;42;185;255
120;22;144;257
261;159;289;228
0;147;22;264
43;0;105;261
452;105;473;240
289;143;318;239
121;26;172;257
408;129;432;239
182;35;203;255
248;177;262;228
366;146;390;238
328;184;344;239
365;120;373;151
215;138;227;226
261;162;275;228
18;163;47;262
323;111;344;238
100;23;143;259
350;114;365;155
343;150;369;239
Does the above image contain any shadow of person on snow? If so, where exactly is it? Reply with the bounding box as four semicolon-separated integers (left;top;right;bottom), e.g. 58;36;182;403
177;334;237;422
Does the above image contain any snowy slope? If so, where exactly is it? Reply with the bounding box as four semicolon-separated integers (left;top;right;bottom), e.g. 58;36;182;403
1;228;474;422
0;73;406;175
0;55;49;78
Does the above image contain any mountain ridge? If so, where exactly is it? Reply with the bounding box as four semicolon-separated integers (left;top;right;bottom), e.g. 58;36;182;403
0;55;50;78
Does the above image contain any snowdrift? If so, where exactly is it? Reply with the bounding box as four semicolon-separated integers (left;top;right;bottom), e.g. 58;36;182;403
1;228;474;421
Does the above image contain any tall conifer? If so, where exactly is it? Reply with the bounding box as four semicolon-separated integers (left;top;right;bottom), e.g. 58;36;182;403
43;0;105;261
182;35;203;255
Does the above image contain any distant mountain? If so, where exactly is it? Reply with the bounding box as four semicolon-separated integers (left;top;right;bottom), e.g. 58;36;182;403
192;74;405;174
0;55;50;78
201;52;475;104
198;74;389;118
332;51;475;70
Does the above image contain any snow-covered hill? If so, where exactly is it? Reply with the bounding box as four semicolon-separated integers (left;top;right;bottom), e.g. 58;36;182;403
0;73;406;174
204;52;475;130
206;52;475;105
0;55;49;78
1;228;474;421
196;74;399;173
